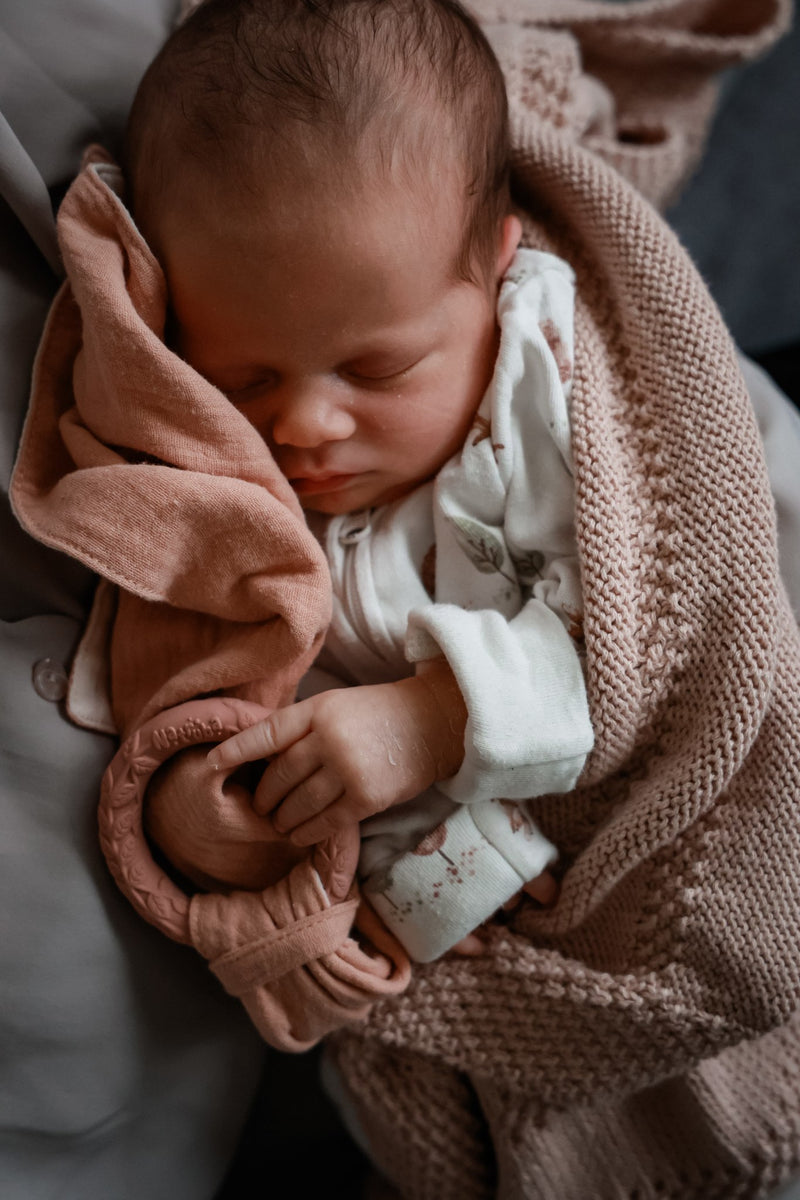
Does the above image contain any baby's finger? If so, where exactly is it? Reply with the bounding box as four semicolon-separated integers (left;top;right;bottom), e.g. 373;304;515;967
272;769;344;833
286;799;352;847
450;932;488;956
207;703;313;769
253;737;324;814
523;870;559;906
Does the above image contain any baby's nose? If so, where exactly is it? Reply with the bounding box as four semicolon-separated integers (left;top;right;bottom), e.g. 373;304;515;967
269;379;356;448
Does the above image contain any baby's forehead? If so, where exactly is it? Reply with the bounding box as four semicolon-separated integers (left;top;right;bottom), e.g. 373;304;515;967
174;110;467;228
153;139;472;313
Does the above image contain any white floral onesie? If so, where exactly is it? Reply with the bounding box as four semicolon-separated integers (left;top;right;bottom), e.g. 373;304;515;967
305;249;594;961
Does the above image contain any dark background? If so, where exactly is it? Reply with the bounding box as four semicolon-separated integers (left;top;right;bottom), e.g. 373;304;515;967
667;15;800;406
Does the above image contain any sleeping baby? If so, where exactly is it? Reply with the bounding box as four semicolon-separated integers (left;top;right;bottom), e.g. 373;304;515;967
126;0;594;960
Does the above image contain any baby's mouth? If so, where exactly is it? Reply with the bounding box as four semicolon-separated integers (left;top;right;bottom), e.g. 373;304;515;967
289;472;360;496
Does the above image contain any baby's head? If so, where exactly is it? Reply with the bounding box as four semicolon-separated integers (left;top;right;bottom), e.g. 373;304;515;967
126;0;521;513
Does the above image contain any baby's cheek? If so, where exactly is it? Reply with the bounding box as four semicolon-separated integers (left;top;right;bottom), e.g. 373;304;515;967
408;392;479;464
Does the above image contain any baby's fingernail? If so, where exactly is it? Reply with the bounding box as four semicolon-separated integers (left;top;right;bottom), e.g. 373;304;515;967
206;751;222;768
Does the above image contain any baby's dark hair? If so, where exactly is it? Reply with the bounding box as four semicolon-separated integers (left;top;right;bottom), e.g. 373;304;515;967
125;0;511;282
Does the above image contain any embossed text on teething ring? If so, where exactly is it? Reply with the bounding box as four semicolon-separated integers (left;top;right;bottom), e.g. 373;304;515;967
152;716;225;753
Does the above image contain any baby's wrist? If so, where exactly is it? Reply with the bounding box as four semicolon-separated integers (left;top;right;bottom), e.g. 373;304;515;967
409;658;467;782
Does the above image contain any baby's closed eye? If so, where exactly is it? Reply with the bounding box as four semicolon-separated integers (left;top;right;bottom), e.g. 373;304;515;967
221;369;281;400
341;353;425;384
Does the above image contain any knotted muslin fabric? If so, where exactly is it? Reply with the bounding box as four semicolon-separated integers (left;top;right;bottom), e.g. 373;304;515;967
12;150;332;736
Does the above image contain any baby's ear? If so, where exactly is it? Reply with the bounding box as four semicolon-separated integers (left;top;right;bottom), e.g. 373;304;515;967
495;214;522;278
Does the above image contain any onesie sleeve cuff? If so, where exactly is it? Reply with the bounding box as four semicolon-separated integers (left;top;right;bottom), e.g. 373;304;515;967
406;602;593;804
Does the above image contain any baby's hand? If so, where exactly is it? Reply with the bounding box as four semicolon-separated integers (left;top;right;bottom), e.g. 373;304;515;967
207;660;467;846
451;869;559;956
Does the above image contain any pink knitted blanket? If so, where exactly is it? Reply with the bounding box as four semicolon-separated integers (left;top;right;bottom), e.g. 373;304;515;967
323;2;800;1196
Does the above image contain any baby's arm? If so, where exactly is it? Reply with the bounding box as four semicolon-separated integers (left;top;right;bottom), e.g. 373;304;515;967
207;657;467;846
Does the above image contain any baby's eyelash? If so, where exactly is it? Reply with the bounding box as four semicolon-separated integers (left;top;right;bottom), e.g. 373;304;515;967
346;358;422;383
219;358;425;397
224;373;279;399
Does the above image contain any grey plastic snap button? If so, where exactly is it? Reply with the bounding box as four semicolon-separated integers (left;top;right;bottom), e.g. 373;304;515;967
32;657;69;702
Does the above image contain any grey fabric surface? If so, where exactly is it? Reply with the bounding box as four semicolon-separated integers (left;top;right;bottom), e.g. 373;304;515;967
741;355;800;615
0;617;262;1200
